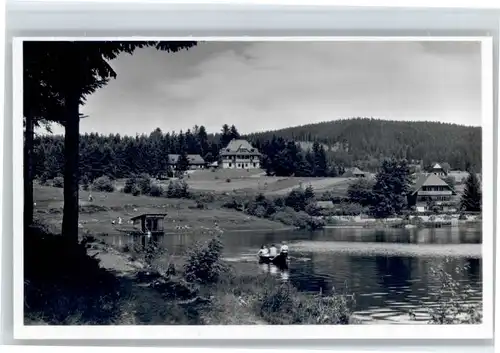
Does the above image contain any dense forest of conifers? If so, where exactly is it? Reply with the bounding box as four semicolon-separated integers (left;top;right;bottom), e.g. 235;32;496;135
246;118;482;172
32;118;481;181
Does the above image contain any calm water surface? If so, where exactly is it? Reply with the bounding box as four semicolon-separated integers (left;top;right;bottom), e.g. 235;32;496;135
109;226;482;324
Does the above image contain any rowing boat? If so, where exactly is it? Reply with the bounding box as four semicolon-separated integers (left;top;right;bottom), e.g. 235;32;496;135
259;252;288;268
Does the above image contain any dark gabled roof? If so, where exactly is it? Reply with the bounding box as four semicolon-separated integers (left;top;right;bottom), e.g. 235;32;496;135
411;173;453;195
131;213;167;221
167;154;205;165
220;139;261;156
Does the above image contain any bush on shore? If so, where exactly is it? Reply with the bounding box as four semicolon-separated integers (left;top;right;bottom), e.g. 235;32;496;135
209;273;355;325
166;180;190;199
121;174;192;198
92;176;115;192
173;227;226;280
184;234;229;285
123;174;149;195
258;281;354;325
222;190;325;230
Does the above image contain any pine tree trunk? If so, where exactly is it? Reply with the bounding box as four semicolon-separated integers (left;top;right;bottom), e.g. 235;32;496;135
61;92;80;243
24;114;34;227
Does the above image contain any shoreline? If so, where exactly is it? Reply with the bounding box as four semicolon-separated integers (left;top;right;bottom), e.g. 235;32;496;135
291;240;482;258
162;226;296;235
324;219;482;229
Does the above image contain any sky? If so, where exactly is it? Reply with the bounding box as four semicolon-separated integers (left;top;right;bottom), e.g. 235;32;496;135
46;40;482;136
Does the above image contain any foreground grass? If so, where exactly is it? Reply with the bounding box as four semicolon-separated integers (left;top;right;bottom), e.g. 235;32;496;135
206;273;355;325
24;223;355;325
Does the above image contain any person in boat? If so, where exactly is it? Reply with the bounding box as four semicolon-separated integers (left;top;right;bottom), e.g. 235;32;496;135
269;244;278;258
257;244;270;258
280;241;289;256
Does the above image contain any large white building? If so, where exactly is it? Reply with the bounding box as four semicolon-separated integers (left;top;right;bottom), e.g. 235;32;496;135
220;139;261;169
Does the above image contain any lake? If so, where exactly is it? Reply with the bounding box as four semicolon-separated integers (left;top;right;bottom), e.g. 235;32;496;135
108;225;482;324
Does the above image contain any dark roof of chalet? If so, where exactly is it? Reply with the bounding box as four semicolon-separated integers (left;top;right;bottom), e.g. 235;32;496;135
167;154;205;165
411;173;453;195
131;213;167;221
220;139;261;156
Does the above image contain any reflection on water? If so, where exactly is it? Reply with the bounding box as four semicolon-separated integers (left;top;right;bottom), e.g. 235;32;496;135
106;226;482;324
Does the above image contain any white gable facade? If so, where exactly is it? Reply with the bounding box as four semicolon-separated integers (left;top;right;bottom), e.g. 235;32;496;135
220;139;261;169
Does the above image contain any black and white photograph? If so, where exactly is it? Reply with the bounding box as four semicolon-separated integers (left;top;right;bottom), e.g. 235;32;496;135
15;37;493;339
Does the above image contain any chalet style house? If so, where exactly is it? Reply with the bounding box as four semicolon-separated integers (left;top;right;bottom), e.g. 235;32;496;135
430;163;447;177
220;139;261;169
343;167;366;178
167;154;206;170
408;173;456;212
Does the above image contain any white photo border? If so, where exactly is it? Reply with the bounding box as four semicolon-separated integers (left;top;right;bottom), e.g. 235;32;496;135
11;35;494;341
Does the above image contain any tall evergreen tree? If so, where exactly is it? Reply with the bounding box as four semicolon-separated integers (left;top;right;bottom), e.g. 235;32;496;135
185;129;198;154
460;171;482;212
230;125;240;140
197;125;209;157
210;142;220;161
304;184;315;201
177;130;186;154
220;124;232;147
314;143;328;177
370;159;411;218
176;152;190;174
347;178;375;207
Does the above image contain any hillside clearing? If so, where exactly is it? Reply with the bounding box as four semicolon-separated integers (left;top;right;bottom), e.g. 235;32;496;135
33;185;291;236
116;168;353;195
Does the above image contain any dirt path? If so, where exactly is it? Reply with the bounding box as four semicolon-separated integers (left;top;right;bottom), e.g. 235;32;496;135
87;242;144;277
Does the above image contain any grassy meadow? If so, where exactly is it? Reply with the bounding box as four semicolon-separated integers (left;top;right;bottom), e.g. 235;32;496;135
116;168;353;195
33;184;292;237
34;168;354;236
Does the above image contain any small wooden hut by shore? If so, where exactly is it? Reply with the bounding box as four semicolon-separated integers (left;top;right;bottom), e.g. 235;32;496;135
130;213;167;236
